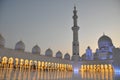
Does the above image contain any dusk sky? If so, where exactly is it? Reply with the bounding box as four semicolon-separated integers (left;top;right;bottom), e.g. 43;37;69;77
0;0;120;57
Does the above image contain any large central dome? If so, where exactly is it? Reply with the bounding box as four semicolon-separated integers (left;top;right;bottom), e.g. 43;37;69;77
98;34;113;49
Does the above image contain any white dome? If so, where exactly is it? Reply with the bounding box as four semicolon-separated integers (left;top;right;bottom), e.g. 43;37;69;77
64;53;70;60
15;40;25;51
56;51;62;58
0;34;5;47
32;45;40;54
45;48;53;57
98;34;113;50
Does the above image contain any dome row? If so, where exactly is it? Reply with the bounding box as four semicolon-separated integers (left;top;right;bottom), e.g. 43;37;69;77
1;33;113;60
0;34;70;60
1;33;113;51
14;40;70;60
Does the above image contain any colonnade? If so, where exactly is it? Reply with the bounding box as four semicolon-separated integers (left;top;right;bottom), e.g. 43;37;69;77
0;56;73;71
80;64;113;72
0;56;115;73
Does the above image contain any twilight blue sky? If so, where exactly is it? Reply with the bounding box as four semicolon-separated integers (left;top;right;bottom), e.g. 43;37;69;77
0;0;120;56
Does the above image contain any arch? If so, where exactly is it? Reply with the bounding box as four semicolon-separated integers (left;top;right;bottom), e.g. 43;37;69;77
8;57;14;68
34;60;37;65
57;63;60;70
41;61;45;70
54;63;57;70
104;64;108;69
2;56;8;68
8;57;14;64
108;64;113;72
29;60;33;69
93;65;96;71
48;62;51;69
2;56;8;64
45;62;48;69
20;59;24;69
25;59;29;69
15;58;19;64
29;60;33;66
90;65;93;69
81;65;83;68
108;64;112;68
25;59;29;64
87;65;90;70
51;62;54;70
15;58;19;68
101;64;104;69
38;61;41;68
33;60;37;69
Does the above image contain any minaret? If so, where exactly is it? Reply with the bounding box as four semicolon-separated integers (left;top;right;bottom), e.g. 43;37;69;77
71;6;80;61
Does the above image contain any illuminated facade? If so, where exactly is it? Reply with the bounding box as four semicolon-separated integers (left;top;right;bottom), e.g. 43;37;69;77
0;6;120;73
71;6;120;73
0;34;72;71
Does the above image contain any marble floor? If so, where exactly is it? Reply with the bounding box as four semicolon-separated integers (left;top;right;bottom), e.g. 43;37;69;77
0;68;120;80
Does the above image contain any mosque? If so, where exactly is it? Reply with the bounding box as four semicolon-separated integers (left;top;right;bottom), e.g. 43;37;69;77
0;6;120;73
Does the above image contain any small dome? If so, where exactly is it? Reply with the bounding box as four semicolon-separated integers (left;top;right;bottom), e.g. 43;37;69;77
0;34;5;47
64;53;70;60
56;51;62;59
32;45;40;54
15;40;25;51
98;34;113;49
45;48;53;57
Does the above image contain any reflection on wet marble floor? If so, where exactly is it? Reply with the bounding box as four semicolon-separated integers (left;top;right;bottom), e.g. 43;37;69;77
0;68;120;80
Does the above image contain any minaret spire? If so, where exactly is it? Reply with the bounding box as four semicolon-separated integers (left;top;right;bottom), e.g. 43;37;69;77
73;5;78;27
71;6;80;61
74;5;76;11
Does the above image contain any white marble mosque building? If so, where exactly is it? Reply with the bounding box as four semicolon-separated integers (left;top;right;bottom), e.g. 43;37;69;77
0;6;120;73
